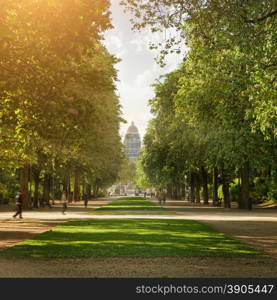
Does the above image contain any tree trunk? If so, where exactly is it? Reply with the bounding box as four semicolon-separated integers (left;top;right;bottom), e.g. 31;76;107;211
73;169;80;202
42;173;51;207
172;183;179;200
241;161;251;210
195;173;201;203
237;173;242;208
51;174;55;205
190;173;195;203
62;173;69;194
201;166;209;205
176;183;182;200
93;184;99;198
86;184;92;199
93;183;98;198
33;167;40;208
181;183;186;200
221;167;231;208
82;183;86;200
20;165;29;208
212;167;218;206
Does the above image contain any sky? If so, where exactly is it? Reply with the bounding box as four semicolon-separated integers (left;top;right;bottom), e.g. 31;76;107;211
103;0;183;141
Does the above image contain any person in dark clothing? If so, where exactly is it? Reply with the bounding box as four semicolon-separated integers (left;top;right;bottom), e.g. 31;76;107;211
13;192;23;219
83;193;88;208
162;193;166;205
61;191;68;214
158;193;162;205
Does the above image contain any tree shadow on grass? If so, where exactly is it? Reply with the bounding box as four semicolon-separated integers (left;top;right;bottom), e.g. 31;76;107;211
0;219;263;259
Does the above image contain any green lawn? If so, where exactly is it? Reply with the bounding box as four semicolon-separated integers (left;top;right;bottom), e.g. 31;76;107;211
0;218;263;258
93;197;164;210
89;211;176;215
88;196;176;215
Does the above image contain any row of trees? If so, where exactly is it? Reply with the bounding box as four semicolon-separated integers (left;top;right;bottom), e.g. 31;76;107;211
0;0;124;207
123;0;277;209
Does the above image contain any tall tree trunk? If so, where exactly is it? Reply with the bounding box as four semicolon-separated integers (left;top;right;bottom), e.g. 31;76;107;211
237;173;242;208
172;183;179;200
42;173;51;207
93;183;97;198
190;173;195;203
86;183;92;199
51;174;55;205
166;184;173;199
221;166;230;208
20;165;29;208
73;169;80;202
176;183;181;200
241;161;251;210
33;167;40;208
201;166;209;205
181;183;186;200
212;167;218;206
82;183;86;200
62;172;69;194
93;184;99;198
195;173;201;203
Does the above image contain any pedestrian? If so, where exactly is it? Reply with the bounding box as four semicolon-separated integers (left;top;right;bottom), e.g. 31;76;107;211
158;193;162;205
61;191;68;214
13;191;23;219
162;192;166;205
84;193;88;208
144;191;147;199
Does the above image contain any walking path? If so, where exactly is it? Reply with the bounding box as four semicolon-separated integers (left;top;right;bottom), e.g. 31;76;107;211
0;197;276;277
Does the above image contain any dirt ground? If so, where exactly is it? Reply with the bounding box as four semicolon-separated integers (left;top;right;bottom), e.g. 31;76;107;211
0;198;276;278
0;257;276;278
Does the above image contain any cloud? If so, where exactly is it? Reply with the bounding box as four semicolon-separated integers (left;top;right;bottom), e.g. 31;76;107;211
105;3;185;139
104;30;127;57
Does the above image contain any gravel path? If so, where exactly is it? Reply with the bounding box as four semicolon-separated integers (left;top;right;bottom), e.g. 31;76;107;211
0;198;276;278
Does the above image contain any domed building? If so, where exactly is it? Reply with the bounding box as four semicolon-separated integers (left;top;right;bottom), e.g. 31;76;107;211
124;121;141;160
108;122;142;196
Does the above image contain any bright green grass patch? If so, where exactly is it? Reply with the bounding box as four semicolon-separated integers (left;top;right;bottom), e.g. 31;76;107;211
0;218;264;258
89;211;176;215
88;196;173;215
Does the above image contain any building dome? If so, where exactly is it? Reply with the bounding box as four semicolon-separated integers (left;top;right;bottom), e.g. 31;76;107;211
124;121;141;159
127;121;139;134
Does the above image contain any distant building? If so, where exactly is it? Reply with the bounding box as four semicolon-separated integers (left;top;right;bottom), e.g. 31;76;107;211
124;121;141;160
108;122;142;196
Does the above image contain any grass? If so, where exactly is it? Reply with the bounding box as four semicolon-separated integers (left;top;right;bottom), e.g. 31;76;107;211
88;196;176;215
0;197;264;259
0;218;263;259
93;197;164;210
89;211;176;215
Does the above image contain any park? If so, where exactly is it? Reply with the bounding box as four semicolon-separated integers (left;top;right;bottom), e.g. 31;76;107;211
0;0;276;281
0;196;276;277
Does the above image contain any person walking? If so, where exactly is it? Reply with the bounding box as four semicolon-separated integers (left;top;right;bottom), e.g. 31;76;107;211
13;191;23;219
162;192;166;205
61;191;68;214
83;193;88;208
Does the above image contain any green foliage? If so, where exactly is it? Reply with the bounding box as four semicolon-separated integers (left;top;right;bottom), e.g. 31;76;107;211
123;0;276;205
135;156;151;189
229;179;240;202
116;156;137;184
266;170;277;202
0;1;124;199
